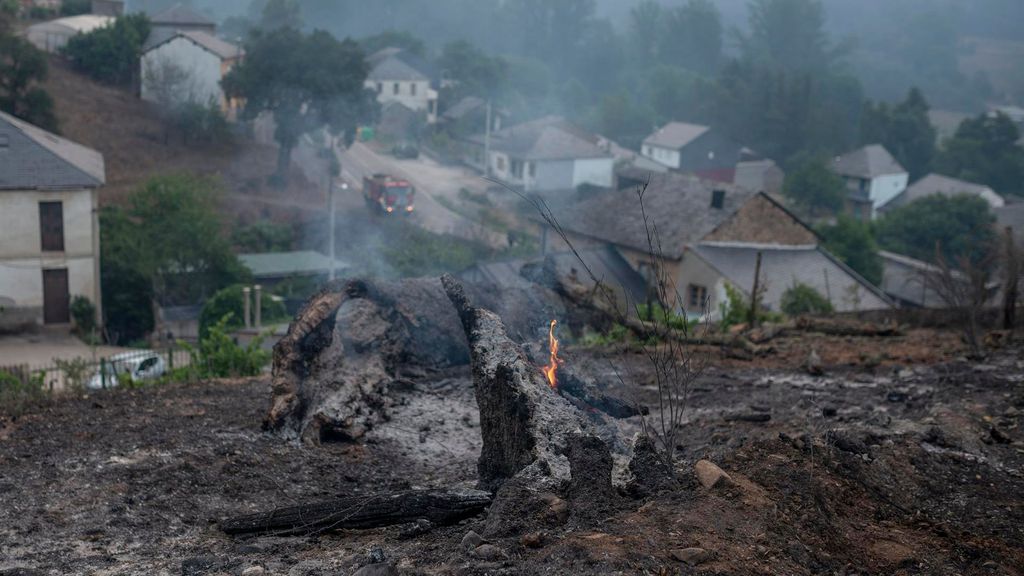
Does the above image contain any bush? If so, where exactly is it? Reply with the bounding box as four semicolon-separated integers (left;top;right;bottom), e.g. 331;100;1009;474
176;102;231;145
0;369;47;417
780;283;834;317
184;314;271;378
581;323;630;346
62;14;150;85
70;295;96;336
637;303;692;332
718;283;783;331
199;284;288;340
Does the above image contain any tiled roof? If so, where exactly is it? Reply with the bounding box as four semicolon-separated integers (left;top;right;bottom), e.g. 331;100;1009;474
152;4;215;26
881;173;1003;212
368;55;429;82
468;116;610;161
642;122;709;150
0;110;105;190
832;144;905;179
143;29;242;59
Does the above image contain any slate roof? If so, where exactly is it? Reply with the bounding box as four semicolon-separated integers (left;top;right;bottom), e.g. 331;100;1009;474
880;173;1004;212
878;250;951;308
692;243;892;312
642;122;709;150
368;54;429;82
467;116;610;161
441;96;485;121
239;251;350;278
0;110;105;190
831;144;906;179
151;4;215;27
30;14;113;33
143;29;242;59
556;171;755;259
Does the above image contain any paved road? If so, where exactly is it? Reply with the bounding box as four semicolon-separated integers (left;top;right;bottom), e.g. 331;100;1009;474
337;142;507;248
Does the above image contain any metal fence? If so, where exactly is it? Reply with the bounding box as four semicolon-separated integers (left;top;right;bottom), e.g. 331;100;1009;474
0;347;193;394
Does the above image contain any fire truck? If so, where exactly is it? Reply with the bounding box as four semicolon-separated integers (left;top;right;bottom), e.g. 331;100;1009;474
363;174;415;214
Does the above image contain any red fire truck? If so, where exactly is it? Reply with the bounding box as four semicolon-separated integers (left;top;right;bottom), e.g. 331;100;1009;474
363;174;415;214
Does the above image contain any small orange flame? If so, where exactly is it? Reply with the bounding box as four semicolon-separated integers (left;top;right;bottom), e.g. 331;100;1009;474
541;319;561;388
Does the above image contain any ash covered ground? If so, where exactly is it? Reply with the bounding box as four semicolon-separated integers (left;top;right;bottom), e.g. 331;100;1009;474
1;329;1023;575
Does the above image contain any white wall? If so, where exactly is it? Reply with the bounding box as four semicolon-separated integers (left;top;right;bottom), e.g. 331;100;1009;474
141;37;226;109
0;189;99;317
642;144;681;169
572;157;614;188
365;79;437;122
869;172;909;212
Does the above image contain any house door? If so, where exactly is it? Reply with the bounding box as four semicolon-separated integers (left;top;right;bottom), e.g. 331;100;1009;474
42;268;70;324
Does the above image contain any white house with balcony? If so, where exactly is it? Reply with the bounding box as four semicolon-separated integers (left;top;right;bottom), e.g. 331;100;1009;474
365;48;438;124
140;30;244;116
0;111;104;331
831;144;909;220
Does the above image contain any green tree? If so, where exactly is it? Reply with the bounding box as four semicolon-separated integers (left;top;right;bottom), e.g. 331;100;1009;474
742;0;837;73
438;40;508;103
590;91;656;151
0;33;58;131
62;14;151;85
861;88;936;179
259;0;302;31
628;0;662;63
818;215;883;285
661;0;722;75
224;28;377;179
783;154;847;217
936;112;1024;196
875;195;996;265
101;175;249;343
198;285;287;340
231;221;294;252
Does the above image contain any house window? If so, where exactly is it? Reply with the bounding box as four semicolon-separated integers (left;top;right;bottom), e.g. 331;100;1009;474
711;189;725;209
510;159;523;178
0;133;8;149
527;162;536;178
39;201;64;252
411;82;417;96
376;82;383;93
687;284;708;311
393;82;400;95
496;156;505;171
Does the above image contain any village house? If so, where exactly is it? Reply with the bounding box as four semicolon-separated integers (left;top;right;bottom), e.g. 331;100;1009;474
439;96;506;136
365;48;438;124
830;144;908;220
0;111;104;331
879;173;1005;214
640;121;747;175
140;29;244;115
25;13;113;53
463;116;614;193
542;171;891;318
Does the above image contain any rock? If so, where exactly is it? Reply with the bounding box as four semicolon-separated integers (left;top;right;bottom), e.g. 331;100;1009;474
367;546;386;564
181;556;220;576
471;544;509;562
398;518;433;539
542;494;569;524
694;460;733;490
806;349;824;376
520;532;545;549
625;434;675;498
461;530;485;551
990;426;1012;444
671;547;713;565
353;564;398;576
241;568;266;576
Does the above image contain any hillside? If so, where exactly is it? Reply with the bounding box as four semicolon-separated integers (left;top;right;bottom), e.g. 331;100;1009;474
40;57;319;210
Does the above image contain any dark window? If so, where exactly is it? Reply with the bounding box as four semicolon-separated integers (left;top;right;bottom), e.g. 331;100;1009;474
39;201;64;252
711;189;726;209
376;82;383;93
393;82;400;95
511;159;523;178
527;162;536;178
0;133;8;149
496;156;505;171
687;284;708;310
410;82;417;96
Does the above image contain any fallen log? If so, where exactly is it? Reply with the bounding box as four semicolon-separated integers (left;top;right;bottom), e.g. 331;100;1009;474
220;488;492;536
793;316;902;337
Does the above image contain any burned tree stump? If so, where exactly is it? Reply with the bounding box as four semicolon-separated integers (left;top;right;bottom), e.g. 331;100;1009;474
441;274;601;492
220;488;492;536
265;278;470;443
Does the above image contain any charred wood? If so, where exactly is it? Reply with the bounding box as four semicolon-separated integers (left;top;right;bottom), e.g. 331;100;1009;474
220;488;492;536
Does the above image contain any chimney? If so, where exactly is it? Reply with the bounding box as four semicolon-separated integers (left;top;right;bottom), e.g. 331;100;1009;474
711;189;726;209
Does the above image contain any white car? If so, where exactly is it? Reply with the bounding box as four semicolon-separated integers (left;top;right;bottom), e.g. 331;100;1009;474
87;351;166;390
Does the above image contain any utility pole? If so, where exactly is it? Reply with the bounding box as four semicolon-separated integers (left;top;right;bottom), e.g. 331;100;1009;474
749;251;763;328
484;99;492;177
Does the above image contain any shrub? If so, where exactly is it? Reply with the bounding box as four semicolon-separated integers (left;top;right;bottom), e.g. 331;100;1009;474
70;295;97;336
718;282;783;331
176;102;231;145
581;323;630;346
54;357;91;392
0;369;47;417
637;303;692;332
184;314;271;378
199;284;288;340
780;283;834;317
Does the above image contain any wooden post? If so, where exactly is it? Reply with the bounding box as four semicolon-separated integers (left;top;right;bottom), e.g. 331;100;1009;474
749;251;763;328
1003;226;1018;331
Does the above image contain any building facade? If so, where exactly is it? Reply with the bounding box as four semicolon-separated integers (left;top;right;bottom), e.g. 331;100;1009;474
141;30;243;115
0;112;104;331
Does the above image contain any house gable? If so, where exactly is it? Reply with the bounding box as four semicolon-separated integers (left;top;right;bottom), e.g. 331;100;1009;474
702;193;817;245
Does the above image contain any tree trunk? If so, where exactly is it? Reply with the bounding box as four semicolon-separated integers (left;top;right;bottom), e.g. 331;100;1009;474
220;488;492;536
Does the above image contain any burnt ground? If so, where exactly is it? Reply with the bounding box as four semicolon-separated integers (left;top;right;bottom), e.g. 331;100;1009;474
1;328;1023;575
